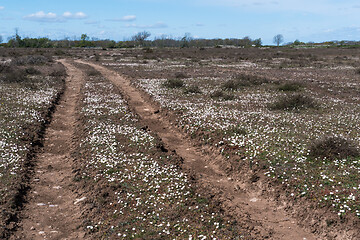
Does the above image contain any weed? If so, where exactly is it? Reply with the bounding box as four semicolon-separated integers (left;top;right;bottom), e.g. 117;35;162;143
270;94;317;110
2;71;27;83
227;126;247;135
13;55;51;65
54;49;66;56
278;82;303;92
49;64;67;77
183;85;202;94
236;73;269;86
309;137;359;161
174;72;188;79
222;79;243;90
142;47;153;53
87;69;101;76
163;78;184;88
25;67;41;75
210;90;234;100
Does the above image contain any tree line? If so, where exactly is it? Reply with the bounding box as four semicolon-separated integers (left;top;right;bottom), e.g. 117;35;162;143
0;31;264;49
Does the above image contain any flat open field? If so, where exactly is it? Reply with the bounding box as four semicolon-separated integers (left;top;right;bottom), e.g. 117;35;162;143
0;47;359;239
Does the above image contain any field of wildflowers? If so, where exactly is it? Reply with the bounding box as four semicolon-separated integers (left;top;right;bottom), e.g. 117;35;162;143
0;57;65;236
100;48;360;221
73;64;248;239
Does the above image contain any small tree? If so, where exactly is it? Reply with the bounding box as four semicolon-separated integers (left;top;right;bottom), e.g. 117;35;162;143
0;35;3;44
181;32;193;48
273;34;284;46
253;38;262;47
132;31;151;47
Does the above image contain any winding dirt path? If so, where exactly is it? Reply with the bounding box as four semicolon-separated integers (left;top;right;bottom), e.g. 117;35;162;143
11;60;86;240
78;60;318;240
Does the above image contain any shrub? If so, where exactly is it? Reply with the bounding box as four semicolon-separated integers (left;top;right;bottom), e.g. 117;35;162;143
309;137;359;161
13;55;51;65
270;94;317;111
163;79;184;88
222;79;243;90
0;64;13;74
54;49;66;56
1;71;27;83
210;90;234;100
174;72;188;79
183;85;202;94
227;126;247;135
25;67;41;75
0;64;27;83
49;64;67;77
87;69;101;76
278;82;303;92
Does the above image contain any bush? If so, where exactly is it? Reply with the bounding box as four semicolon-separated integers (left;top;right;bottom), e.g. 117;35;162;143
0;64;27;83
163;79;184;88
87;69;101;76
183;85;202;94
270;94;317;111
1;71;27;83
210;90;234;100
25;67;41;75
13;55;51;65
222;79;243;90
309;137;359;161
174;72;188;79
227;126;247;135
278;82;303;92
0;64;13;74
54;49;66;56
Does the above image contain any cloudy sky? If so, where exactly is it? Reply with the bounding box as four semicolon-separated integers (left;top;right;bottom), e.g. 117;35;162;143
0;0;359;44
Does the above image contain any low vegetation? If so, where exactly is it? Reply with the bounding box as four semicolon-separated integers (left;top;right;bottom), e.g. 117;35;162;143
270;94;318;110
163;78;184;88
309;137;359;161
278;82;303;91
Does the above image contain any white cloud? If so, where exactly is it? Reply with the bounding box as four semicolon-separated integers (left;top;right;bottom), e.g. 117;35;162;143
125;22;168;29
0;6;4;10
24;11;87;22
108;15;137;22
23;11;60;22
121;15;136;21
63;12;87;19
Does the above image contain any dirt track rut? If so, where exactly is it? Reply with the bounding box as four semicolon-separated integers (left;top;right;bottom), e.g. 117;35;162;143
79;60;318;240
11;60;86;239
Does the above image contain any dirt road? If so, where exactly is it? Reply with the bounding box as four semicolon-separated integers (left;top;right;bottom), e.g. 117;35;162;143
11;60;86;239
79;60;318;240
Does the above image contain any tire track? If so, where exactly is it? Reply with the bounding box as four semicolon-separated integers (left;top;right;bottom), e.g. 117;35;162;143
11;60;86;240
78;60;318;240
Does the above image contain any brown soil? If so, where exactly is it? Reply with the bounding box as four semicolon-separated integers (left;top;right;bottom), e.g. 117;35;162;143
79;60;319;240
11;60;86;239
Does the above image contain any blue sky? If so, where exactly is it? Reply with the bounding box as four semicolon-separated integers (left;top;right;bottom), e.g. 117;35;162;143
0;0;359;44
